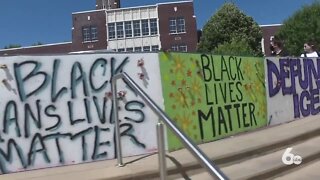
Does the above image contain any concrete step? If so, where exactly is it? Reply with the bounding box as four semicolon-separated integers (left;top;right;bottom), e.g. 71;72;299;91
1;116;320;180
182;136;320;180
275;161;320;180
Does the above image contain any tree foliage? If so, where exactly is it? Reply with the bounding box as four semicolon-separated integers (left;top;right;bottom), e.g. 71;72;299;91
32;42;43;46
276;1;320;56
4;44;21;49
214;37;255;56
198;3;262;56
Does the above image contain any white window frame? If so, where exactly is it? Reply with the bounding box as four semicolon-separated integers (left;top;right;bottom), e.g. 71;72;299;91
133;20;141;37
151;45;159;51
116;22;124;39
141;19;149;36
169;18;177;34
169;17;186;34
177;17;186;33
150;19;158;35
108;23;116;39
91;26;98;41
171;45;179;51
125;21;132;38
179;45;187;52
118;48;125;52
82;27;91;42
143;46;150;52
135;47;142;52
126;47;134;52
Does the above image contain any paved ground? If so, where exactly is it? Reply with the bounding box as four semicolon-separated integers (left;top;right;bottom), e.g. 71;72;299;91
1;115;320;180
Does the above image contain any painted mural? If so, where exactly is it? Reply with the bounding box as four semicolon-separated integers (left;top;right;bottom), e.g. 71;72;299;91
3;52;314;174
0;53;164;174
265;57;320;125
159;52;267;150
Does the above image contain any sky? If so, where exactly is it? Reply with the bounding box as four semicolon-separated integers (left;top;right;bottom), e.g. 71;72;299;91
0;0;317;49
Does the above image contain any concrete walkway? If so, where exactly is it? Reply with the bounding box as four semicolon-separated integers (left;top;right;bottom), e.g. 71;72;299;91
1;115;320;180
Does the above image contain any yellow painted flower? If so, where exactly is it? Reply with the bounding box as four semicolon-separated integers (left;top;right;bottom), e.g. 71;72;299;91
180;113;192;132
190;78;202;98
174;89;189;108
173;55;186;75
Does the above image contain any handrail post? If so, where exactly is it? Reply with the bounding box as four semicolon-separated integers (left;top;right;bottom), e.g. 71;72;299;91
112;76;124;167
112;72;229;180
157;122;167;180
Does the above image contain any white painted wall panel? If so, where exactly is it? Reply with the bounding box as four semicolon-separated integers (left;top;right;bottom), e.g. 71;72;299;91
0;53;164;174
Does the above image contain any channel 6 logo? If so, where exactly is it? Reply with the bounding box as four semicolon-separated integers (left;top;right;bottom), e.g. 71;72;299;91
282;148;302;165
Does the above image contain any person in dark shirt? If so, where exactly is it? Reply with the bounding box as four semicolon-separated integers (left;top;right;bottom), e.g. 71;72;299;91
270;38;289;57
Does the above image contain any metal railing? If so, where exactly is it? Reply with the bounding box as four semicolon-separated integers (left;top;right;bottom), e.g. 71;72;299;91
112;72;229;180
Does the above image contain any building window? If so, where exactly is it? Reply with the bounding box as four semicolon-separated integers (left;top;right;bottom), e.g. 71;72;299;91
116;22;124;38
135;47;142;52
141;20;149;36
82;26;98;42
171;45;187;52
108;23;116;39
169;17;186;34
82;27;91;42
125;21;132;38
169;18;177;34
179;45;187;52
171;45;179;51
126;47;134;52
133;20;141;37
151;45;159;51
91;26;98;41
118;48;125;52
143;46;150;52
177;17;186;33
150;19;158;35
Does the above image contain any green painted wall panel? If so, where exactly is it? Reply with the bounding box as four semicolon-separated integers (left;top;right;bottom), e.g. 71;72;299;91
159;52;267;151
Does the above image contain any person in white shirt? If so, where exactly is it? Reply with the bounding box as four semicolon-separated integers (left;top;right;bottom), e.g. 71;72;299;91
301;41;319;57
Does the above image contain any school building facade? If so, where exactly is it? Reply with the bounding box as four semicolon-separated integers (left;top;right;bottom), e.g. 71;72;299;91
0;0;198;56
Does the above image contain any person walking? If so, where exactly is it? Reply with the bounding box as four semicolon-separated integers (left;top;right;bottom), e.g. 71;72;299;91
301;41;319;57
270;38;289;57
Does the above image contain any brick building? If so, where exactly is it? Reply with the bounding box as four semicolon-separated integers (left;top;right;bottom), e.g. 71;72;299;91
0;0;198;56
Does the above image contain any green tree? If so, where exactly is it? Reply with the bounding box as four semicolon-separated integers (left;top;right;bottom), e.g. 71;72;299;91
276;1;320;56
214;37;255;56
4;44;22;49
198;3;262;56
32;42;43;46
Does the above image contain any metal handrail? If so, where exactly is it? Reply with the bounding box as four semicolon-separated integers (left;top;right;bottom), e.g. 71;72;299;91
112;72;229;180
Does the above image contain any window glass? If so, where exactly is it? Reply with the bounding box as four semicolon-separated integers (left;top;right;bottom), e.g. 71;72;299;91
82;27;91;42
151;45;159;51
125;21;132;38
91;26;98;40
116;22;124;38
171;45;179;51
126;47;134;52
169;17;186;34
135;47;142;52
141;19;149;36
133;20;141;37
108;23;116;39
177;17;186;33
169;18;177;34
179;45;187;52
143;46;150;52
150;19;158;35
